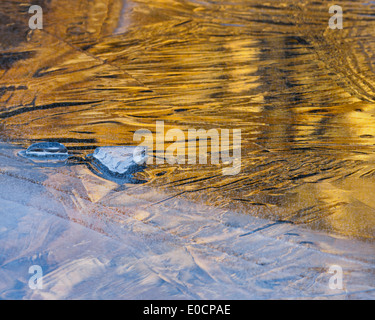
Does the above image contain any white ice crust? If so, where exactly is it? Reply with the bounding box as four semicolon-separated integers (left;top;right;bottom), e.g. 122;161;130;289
93;146;147;174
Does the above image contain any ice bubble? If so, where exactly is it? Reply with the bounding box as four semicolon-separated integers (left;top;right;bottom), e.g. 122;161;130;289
19;142;70;162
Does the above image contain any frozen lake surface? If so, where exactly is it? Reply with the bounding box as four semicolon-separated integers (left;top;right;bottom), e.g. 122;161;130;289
1;0;375;299
1;0;375;240
0;143;374;299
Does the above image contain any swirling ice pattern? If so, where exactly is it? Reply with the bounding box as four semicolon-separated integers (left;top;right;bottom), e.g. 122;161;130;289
1;0;375;240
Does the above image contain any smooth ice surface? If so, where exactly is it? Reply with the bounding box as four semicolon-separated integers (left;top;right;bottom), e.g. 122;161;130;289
0;143;374;299
92;146;147;175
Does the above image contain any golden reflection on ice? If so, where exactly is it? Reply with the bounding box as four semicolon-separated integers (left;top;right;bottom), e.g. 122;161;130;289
1;0;375;240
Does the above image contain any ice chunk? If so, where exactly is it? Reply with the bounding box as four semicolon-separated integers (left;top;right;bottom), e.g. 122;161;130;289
92;146;147;175
26;142;68;157
19;142;69;162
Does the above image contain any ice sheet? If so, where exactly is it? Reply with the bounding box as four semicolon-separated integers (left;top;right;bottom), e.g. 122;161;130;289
0;143;374;299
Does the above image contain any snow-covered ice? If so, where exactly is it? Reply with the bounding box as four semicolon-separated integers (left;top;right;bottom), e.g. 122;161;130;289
0;142;374;299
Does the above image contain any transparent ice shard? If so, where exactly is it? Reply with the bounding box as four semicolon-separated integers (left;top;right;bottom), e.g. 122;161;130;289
19;142;70;163
91;146;147;175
